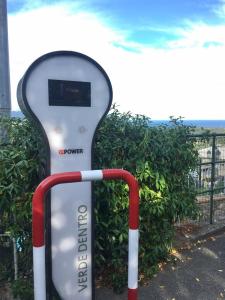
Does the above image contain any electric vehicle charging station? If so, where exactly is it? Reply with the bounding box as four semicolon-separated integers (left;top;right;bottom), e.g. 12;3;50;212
17;51;112;300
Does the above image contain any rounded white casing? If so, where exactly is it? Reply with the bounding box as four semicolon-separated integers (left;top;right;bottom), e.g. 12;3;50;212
17;51;112;300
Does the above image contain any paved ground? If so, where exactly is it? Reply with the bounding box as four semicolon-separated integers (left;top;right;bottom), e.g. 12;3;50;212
96;230;225;300
0;223;224;299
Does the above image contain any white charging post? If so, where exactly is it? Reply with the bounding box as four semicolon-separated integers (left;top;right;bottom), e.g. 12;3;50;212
17;51;112;300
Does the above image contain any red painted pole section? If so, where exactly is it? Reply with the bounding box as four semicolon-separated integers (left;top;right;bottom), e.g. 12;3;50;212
128;289;138;300
32;172;82;247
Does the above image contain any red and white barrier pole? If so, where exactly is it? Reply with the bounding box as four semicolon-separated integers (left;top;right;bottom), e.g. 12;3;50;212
32;169;139;300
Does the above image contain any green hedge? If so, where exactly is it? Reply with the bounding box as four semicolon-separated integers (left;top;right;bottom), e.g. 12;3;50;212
0;108;199;297
93;108;199;290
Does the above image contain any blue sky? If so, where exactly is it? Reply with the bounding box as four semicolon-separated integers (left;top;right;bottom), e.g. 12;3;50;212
6;0;225;119
8;0;223;44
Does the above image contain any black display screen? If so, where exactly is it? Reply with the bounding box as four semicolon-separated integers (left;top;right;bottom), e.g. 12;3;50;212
48;79;91;107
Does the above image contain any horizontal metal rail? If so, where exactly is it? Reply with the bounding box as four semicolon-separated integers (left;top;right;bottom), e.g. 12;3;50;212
197;159;225;166
190;133;225;138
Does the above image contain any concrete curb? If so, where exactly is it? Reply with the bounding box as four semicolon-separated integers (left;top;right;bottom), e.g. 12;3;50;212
190;224;225;241
174;222;225;249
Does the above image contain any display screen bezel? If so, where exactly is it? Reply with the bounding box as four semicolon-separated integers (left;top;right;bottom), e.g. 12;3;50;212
48;79;91;107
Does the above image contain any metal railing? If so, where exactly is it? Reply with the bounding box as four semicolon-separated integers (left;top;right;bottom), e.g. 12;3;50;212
32;169;139;300
191;133;225;224
0;233;18;281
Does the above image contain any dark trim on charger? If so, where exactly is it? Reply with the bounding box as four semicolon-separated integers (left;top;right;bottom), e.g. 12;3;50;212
17;50;113;300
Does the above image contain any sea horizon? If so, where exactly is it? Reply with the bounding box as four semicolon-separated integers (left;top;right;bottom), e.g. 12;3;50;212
150;119;225;128
10;111;225;128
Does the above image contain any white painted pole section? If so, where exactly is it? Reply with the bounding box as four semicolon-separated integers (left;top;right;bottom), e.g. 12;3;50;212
128;229;139;289
12;237;18;280
33;246;46;300
81;170;103;181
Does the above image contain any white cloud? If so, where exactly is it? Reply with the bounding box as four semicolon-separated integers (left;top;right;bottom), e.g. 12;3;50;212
167;21;225;48
7;3;225;119
213;0;225;19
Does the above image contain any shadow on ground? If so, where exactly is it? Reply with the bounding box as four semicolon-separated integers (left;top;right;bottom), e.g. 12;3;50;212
96;231;225;300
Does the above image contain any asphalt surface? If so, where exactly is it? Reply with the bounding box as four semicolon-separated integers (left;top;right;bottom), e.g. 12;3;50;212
96;231;225;300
